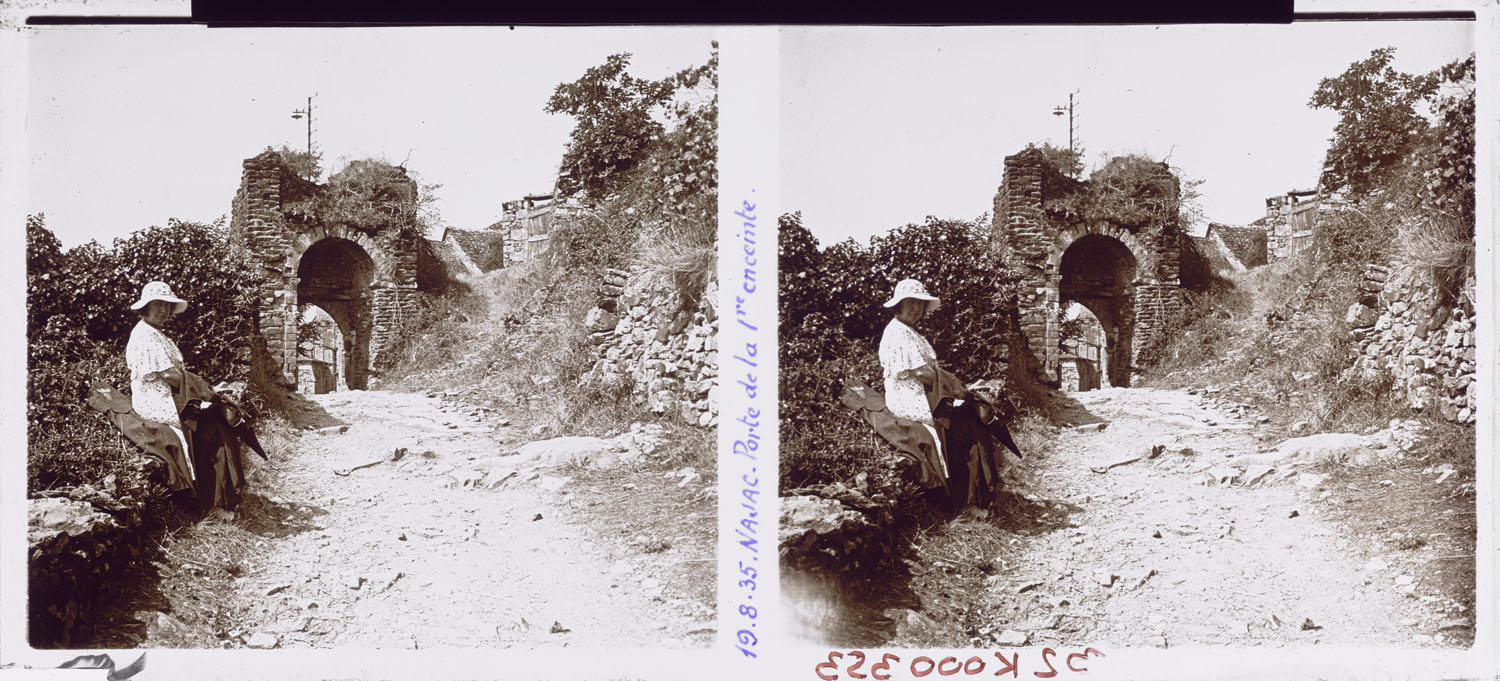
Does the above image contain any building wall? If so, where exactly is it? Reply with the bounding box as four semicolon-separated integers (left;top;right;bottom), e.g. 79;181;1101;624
490;195;584;265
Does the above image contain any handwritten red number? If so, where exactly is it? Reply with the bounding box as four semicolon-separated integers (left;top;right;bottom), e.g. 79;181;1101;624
1034;648;1058;679
848;651;868;679
815;651;843;681
992;653;1019;678
1066;648;1105;673
937;657;961;676
965;656;986;675
912;656;936;678
872;653;900;681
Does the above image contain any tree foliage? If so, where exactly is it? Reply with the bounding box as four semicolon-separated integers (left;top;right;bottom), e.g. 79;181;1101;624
546;53;674;198
1309;47;1453;200
276;144;323;182
1030;141;1084;178
1306;48;1475;299
547;43;718;313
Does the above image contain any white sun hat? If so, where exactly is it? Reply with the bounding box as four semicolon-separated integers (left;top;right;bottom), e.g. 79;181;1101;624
882;278;940;313
129;281;188;315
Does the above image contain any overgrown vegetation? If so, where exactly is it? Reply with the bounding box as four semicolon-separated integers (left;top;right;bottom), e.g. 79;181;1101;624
1139;47;1476;442
377;44;718;466
279;151;443;241
780;212;1049;489
27;215;265;493
778;209;1064;612
1042;152;1190;233
547;46;718;305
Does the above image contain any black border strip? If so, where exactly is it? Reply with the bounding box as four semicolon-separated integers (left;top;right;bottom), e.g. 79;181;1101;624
1295;11;1478;21
184;1;1297;27
26;16;196;25
20;6;1477;30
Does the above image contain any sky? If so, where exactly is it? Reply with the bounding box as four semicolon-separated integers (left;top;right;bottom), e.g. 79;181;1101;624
780;21;1475;245
24;26;716;247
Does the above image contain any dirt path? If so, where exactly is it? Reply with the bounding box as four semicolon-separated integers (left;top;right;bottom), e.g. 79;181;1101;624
896;386;1473;649
145;389;715;649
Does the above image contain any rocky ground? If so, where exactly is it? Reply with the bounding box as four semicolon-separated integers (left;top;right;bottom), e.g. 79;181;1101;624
788;386;1476;649
78;388;716;650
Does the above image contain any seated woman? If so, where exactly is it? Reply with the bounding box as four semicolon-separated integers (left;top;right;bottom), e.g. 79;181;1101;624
125;281;193;483
877;279;948;489
125;281;244;518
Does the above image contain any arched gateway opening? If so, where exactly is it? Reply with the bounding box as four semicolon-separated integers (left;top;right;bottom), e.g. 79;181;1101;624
296;238;376;390
1059;302;1107;391
297;304;345;393
993;147;1184;388
1059;234;1137;388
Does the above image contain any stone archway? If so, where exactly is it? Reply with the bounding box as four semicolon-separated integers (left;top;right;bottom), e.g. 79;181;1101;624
1059;234;1137;387
296;238;376;389
230;150;425;392
993;146;1184;386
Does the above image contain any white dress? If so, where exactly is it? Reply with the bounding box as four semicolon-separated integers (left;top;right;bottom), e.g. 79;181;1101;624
126;319;184;425
878;318;938;425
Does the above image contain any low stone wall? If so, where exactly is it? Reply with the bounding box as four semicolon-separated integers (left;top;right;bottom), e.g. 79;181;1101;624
28;495;143;647
582;268;719;427
1346;263;1476;423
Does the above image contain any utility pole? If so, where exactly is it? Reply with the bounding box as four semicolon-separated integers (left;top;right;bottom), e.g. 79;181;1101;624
1052;91;1077;156
291;96;314;155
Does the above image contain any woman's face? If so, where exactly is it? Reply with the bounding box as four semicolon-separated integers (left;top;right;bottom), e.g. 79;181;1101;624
142;300;173;328
895;298;927;324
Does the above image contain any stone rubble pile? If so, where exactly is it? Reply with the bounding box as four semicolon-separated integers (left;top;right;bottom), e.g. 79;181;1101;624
28;495;140;646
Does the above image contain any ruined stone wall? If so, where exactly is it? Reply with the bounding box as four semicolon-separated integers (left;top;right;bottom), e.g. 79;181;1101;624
994;148;1184;385
994;151;1056;378
230;151;424;387
1262;197;1294;260
1346;263;1477;424
582;268;719;428
231;153;300;382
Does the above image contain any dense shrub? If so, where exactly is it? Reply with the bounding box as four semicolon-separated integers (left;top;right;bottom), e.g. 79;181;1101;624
779;212;1036;489
27;216;264;493
27;315;134;491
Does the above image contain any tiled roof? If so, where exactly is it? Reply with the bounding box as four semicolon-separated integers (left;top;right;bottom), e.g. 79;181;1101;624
1212;223;1269;268
427;238;475;275
446;228;506;272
